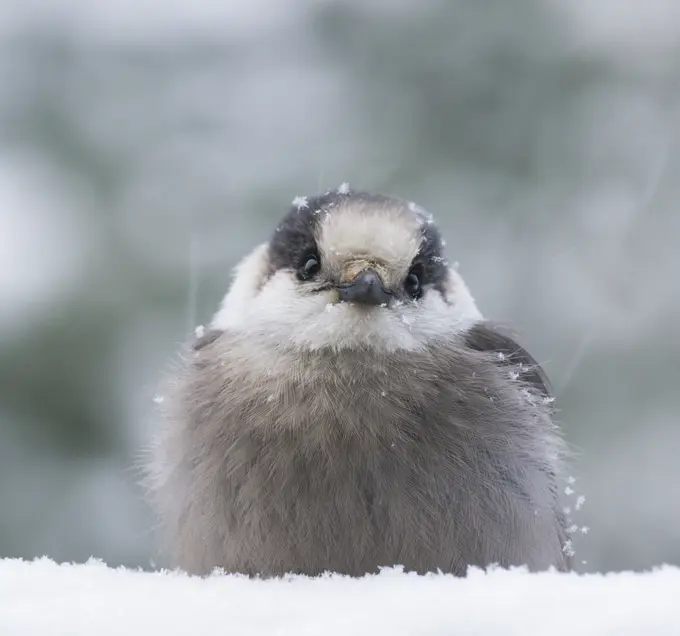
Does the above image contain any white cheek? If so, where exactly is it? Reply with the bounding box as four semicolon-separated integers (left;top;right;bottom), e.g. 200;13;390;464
213;259;483;352
214;276;482;354
443;267;483;325
211;243;270;330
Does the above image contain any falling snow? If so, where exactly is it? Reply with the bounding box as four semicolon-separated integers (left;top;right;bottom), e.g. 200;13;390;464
575;495;586;510
565;486;575;496
194;325;205;338
337;182;350;194
521;389;536;405
292;196;309;210
152;395;165;405
408;201;434;225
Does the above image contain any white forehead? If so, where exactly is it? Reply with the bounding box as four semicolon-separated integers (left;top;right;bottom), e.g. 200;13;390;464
317;200;421;270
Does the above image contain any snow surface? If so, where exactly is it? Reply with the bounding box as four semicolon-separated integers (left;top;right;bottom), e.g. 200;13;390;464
1;559;679;636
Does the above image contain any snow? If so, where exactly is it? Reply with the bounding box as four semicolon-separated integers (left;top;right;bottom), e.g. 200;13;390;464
1;559;679;635
292;195;309;210
337;182;350;194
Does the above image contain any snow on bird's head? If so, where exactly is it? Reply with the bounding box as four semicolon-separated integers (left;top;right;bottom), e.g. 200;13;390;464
212;190;482;351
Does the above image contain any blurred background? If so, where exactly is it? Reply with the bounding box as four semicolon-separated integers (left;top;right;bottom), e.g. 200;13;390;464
1;0;678;574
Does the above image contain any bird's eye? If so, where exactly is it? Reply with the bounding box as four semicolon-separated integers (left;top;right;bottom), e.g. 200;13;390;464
298;251;321;280
405;265;424;298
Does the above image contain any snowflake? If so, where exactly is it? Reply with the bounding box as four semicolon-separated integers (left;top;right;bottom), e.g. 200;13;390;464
566;524;579;534
381;390;387;397
565;486;575;496
567;476;576;485
580;526;590;535
408;201;435;225
562;540;575;558
337;182;350;195
575;495;586;510
194;325;205;339
509;371;520;381
542;396;556;405
292;195;308;210
153;395;165;405
497;352;506;361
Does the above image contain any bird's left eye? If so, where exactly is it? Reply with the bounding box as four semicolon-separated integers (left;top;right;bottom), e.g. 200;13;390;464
405;265;424;298
298;252;321;280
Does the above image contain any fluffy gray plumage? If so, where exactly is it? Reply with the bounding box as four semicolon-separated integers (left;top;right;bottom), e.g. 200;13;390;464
147;189;571;577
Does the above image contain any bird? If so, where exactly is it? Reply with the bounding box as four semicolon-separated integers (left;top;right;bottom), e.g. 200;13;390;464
147;186;572;578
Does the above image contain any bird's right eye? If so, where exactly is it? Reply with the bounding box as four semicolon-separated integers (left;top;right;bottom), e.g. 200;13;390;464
298;251;321;280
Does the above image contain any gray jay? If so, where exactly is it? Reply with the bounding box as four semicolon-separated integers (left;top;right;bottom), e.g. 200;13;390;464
148;187;571;577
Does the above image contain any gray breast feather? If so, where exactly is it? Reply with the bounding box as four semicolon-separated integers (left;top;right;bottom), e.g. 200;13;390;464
148;322;570;577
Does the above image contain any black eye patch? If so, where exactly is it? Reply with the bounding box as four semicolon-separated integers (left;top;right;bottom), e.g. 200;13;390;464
413;222;449;294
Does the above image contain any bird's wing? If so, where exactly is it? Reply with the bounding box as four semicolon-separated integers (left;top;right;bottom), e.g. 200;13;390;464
464;321;572;569
463;320;552;398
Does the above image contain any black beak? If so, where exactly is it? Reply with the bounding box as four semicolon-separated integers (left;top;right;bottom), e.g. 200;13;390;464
337;269;392;306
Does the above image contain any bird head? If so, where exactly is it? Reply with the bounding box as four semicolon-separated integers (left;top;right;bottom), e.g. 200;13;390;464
211;187;481;351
